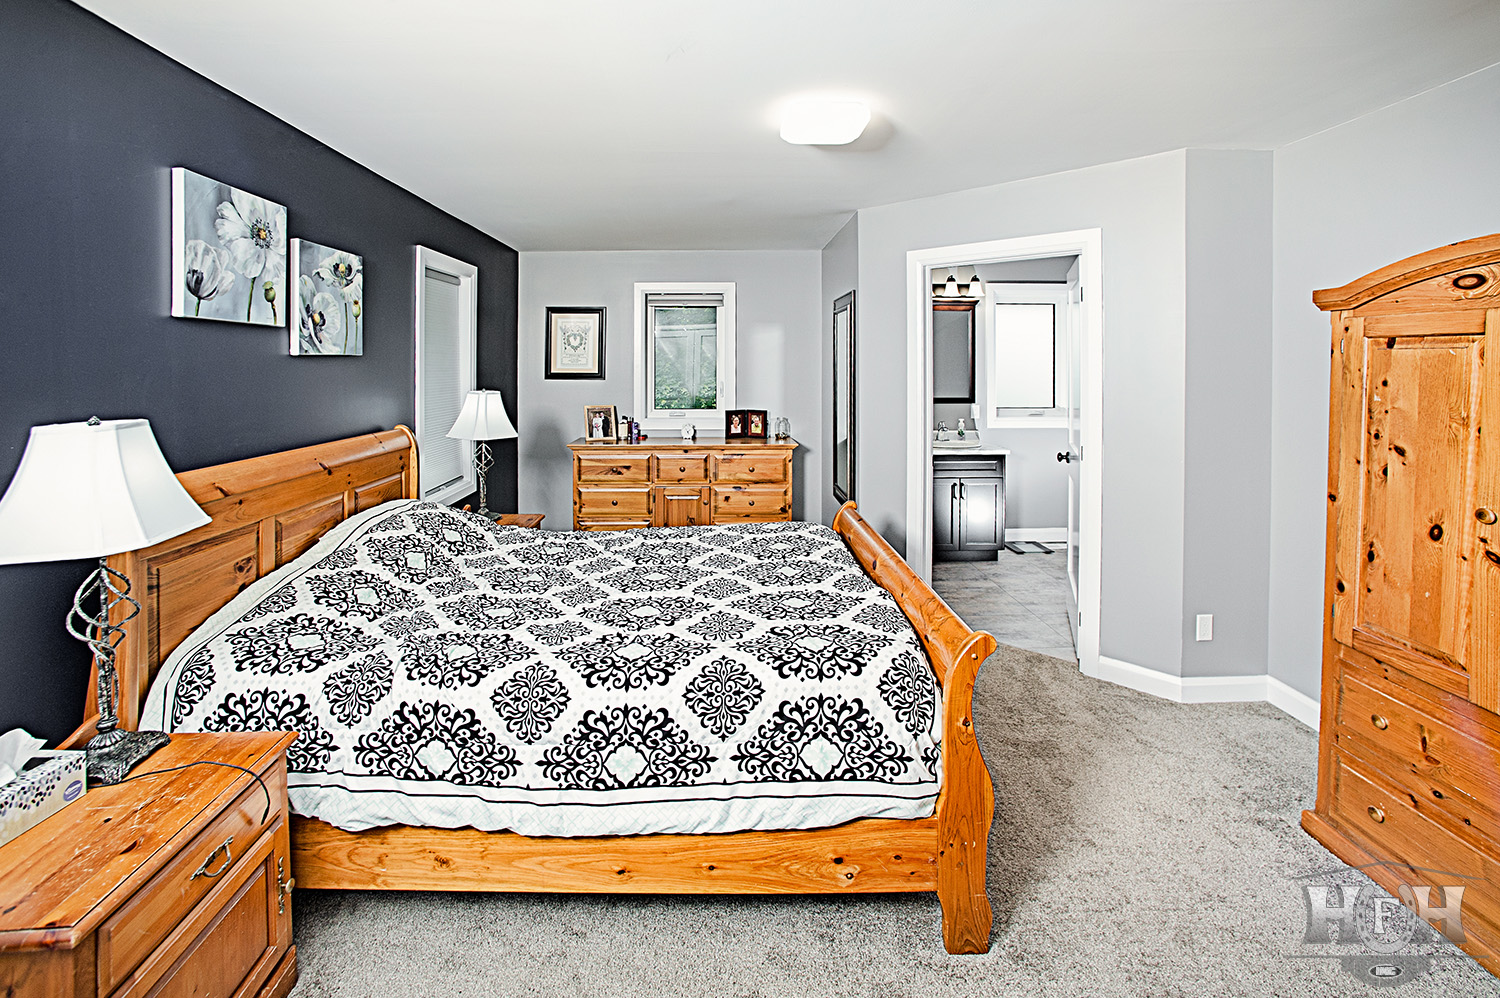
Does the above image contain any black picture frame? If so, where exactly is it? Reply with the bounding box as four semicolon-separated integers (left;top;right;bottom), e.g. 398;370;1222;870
832;291;856;504
545;307;606;379
725;409;749;439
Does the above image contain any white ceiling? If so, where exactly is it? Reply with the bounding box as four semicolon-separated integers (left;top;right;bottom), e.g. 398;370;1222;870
76;0;1500;251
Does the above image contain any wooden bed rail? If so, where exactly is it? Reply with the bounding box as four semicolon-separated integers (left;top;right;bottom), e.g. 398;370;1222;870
831;500;997;952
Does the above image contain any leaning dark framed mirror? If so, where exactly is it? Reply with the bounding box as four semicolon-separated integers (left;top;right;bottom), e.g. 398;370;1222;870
832;291;856;505
932;301;976;404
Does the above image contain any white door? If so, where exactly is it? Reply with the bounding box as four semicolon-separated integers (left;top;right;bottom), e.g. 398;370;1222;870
1061;275;1083;651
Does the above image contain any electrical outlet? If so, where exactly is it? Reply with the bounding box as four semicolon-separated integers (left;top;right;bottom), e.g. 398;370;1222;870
1196;614;1213;641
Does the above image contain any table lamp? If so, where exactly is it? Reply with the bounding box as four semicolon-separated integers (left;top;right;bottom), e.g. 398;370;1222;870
447;389;517;518
0;418;210;784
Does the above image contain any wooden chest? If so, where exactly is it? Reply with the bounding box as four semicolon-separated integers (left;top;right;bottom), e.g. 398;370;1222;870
568;436;798;530
1306;234;1500;977
0;733;297;998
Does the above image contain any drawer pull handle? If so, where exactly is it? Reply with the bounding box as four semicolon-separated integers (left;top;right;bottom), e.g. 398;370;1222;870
748;467;755;473
191;837;235;879
611;500;618;506
748;500;755;506
1367;805;1386;824
680;466;686;472
1371;714;1389;730
277;856;295;915
1479;508;1498;524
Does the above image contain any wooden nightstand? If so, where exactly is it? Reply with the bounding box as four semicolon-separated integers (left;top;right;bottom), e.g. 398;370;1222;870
461;507;544;528
0;732;297;998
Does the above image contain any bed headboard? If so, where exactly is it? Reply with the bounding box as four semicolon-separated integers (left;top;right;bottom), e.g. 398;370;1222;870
81;427;417;737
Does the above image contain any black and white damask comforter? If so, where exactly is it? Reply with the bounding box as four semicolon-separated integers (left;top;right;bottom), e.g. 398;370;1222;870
141;500;942;836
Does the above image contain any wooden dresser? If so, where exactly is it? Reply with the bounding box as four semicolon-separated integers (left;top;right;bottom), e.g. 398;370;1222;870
568;436;798;530
0;732;297;998
1305;234;1500;975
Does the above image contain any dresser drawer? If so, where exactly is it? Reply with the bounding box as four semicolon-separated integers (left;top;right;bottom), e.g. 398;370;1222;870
575;519;652;531
112;825;285;998
576;454;651;484
716;452;785;484
98;766;282;996
1331;752;1500;935
713;485;790;519
652;454;710;483
576;488;651;518
1338;672;1500;834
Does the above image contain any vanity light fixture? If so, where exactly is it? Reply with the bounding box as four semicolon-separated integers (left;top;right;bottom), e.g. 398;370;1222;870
779;99;871;145
943;271;960;297
965;272;985;298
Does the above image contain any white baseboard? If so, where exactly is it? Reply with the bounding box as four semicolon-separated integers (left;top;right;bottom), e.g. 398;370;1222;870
1094;655;1320;731
1266;676;1322;730
1004;527;1068;543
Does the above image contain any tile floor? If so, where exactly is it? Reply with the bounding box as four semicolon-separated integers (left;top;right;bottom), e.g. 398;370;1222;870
931;549;1077;661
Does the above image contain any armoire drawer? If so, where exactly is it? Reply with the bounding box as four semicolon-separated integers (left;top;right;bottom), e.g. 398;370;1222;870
1337;671;1500;835
1331;752;1500;935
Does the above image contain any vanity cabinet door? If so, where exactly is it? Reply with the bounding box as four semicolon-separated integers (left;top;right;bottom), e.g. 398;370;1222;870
933;476;962;552
958;478;1004;551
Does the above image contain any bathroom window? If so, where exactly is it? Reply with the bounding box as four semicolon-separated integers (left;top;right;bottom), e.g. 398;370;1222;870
985;284;1069;428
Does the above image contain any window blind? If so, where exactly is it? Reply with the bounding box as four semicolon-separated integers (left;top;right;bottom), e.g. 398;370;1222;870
421;267;466;495
645;292;725;308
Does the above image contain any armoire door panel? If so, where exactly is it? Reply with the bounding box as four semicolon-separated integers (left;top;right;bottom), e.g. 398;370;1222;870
1350;333;1481;693
1471;309;1500;712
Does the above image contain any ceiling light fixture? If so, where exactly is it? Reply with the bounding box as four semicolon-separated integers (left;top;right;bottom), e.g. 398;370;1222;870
779;99;871;146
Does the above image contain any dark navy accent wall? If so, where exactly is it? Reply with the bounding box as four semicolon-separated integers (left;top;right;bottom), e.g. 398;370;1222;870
0;0;519;744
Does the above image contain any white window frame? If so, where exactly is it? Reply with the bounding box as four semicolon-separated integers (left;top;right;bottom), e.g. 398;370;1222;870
413;245;478;504
633;282;736;431
983;283;1069;429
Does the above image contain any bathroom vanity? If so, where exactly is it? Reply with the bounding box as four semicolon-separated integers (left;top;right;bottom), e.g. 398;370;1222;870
933;447;1008;560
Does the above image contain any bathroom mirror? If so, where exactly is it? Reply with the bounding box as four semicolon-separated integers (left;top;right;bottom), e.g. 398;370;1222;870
832;291;855;504
933;302;975;404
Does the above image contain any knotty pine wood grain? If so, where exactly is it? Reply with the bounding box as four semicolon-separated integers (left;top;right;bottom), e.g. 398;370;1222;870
0;733;293;951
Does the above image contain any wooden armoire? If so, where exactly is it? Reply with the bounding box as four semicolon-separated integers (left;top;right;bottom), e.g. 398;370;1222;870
1306;234;1500;974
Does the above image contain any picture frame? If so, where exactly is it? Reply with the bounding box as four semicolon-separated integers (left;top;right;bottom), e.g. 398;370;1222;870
546;307;606;379
289;238;363;356
725;409;748;439
746;409;768;439
170;167;287;327
585;404;619;442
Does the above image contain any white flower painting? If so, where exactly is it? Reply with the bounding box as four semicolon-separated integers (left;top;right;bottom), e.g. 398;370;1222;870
289;238;363;356
171;168;287;326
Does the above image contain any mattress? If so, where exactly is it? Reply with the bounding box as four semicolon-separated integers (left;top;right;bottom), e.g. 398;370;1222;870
141;500;941;836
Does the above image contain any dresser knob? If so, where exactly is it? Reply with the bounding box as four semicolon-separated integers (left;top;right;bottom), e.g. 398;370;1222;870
1478;508;1498;524
1367;805;1386;824
680;466;686;472
748;500;755;506
611;500;618;506
1371;714;1389;730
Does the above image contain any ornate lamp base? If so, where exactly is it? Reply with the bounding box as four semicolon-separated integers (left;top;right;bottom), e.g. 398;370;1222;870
86;727;171;786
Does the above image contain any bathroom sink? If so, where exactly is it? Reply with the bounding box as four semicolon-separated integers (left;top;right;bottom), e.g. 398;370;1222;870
932;439;984;450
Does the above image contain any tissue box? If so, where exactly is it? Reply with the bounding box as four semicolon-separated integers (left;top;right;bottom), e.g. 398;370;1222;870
0;750;87;847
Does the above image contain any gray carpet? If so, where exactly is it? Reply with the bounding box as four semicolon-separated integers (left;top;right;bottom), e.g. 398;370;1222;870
288;646;1500;997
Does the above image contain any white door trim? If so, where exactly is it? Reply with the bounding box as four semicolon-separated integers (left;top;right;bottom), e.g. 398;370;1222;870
905;228;1104;680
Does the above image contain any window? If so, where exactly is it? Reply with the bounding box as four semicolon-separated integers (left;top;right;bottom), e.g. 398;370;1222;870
984;284;1069;428
414;246;477;504
634;283;735;429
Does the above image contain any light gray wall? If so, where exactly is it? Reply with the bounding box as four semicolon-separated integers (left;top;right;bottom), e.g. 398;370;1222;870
516;250;822;528
1267;62;1500;700
854;151;1189;675
1181;149;1273;678
819;214;858;526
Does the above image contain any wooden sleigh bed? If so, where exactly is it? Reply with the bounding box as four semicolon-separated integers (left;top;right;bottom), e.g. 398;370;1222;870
71;428;998;953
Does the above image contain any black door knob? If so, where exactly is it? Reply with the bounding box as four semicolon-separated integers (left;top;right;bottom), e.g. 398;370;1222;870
1057;451;1074;463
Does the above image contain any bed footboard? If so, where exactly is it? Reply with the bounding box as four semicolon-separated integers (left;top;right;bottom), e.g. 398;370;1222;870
831;501;996;953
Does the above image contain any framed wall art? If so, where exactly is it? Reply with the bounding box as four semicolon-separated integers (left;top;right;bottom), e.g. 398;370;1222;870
546;307;606;379
289;238;363;356
170;167;287;326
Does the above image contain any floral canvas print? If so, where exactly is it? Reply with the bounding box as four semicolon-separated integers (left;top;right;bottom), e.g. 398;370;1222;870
170;168;287;326
289;238;364;356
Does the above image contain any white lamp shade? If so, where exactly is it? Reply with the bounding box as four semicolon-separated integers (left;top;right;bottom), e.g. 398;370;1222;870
447;389;517;441
0;419;211;564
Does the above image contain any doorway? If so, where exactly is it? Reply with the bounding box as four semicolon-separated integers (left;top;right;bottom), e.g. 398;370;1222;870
905;229;1102;678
